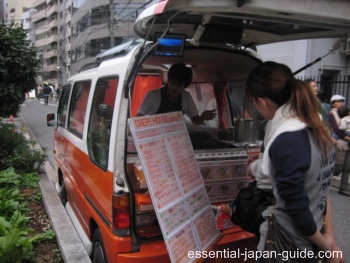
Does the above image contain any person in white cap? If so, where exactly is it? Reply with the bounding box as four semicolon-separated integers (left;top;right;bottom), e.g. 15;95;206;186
328;94;350;197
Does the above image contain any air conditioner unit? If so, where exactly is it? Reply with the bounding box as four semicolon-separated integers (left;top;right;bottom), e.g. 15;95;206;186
340;37;350;55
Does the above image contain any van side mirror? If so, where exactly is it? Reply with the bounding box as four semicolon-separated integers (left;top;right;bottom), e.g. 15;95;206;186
47;113;56;126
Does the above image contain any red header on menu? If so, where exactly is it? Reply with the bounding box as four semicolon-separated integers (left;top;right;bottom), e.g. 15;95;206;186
133;112;182;129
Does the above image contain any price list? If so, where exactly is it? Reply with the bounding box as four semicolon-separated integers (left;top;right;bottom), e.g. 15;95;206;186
185;188;209;217
138;138;181;212
159;200;189;237
193;207;220;250
129;112;220;263
167;132;203;194
166;223;199;263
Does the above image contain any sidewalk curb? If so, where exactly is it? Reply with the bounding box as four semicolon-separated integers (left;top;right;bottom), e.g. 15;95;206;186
20;116;91;263
39;167;91;263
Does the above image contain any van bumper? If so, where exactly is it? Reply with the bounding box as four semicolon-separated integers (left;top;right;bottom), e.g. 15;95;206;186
215;227;258;263
116;227;257;263
116;240;170;263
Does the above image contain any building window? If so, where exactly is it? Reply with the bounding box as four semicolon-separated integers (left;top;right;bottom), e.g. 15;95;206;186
91;5;110;26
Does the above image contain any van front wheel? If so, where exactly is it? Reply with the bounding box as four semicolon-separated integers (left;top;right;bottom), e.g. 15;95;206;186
92;229;107;263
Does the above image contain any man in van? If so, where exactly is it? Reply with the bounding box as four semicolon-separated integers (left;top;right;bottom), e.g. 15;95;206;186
137;63;217;125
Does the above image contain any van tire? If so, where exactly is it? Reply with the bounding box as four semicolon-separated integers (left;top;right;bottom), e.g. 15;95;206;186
92;229;107;263
58;181;67;205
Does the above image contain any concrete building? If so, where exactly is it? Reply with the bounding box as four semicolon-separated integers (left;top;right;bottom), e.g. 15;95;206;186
7;0;33;24
31;0;59;87
22;8;37;45
0;0;6;22
26;0;148;86
67;0;147;76
1;0;148;88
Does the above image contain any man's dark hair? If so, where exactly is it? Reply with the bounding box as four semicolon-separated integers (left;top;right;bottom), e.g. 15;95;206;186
338;106;349;119
167;63;193;87
304;78;316;84
317;91;328;102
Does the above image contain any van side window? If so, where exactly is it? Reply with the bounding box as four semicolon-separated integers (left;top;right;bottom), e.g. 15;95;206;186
57;83;72;128
68;80;91;137
87;76;118;169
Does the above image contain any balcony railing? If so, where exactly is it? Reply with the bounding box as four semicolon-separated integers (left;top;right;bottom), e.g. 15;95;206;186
32;8;45;23
65;0;72;9
44;63;59;72
43;50;58;59
46;34;59;44
66;27;71;37
35;24;47;35
65;13;71;24
32;0;45;9
47;18;58;29
46;4;58;17
35;38;47;48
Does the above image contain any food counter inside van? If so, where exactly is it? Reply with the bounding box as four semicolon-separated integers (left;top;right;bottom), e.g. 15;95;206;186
123;55;264;261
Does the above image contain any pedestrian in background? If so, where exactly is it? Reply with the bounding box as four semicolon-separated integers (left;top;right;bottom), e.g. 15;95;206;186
329;95;350;197
318;90;331;112
305;78;318;96
338;106;350;136
55;84;62;102
305;79;331;131
42;83;51;105
36;84;42;101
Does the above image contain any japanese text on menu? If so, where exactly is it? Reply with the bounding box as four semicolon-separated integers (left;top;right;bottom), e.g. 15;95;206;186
129;112;220;263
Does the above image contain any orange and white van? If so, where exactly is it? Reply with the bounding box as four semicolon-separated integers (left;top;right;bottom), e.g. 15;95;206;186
48;1;350;262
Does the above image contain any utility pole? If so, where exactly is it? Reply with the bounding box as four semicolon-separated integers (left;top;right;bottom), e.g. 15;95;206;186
109;0;115;47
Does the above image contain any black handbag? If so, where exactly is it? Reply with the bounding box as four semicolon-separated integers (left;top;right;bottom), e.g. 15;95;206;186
262;208;326;263
231;180;275;236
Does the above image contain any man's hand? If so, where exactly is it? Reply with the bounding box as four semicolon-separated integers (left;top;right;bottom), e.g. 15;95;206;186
201;109;217;121
191;109;217;125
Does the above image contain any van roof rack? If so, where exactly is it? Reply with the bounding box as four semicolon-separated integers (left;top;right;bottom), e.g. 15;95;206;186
95;38;143;62
77;39;144;73
77;62;101;73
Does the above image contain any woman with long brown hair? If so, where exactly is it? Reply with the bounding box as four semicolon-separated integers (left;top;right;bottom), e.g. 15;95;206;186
246;61;343;262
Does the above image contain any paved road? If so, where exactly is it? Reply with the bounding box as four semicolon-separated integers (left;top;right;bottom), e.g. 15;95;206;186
19;98;92;263
19;98;350;261
19;97;58;166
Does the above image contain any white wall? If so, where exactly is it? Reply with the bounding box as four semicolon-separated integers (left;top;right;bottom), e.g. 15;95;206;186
257;40;308;77
256;38;348;78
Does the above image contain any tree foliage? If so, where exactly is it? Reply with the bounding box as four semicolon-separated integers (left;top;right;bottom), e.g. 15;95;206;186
0;23;40;117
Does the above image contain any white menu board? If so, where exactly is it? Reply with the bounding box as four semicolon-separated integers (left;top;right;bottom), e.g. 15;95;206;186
129;112;220;263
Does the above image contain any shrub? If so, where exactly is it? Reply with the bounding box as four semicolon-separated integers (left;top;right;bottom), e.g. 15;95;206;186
0;123;47;173
0;169;46;263
0;168;39;189
0;188;27;220
0;211;41;263
0;22;40;117
10;140;47;174
0;123;26;170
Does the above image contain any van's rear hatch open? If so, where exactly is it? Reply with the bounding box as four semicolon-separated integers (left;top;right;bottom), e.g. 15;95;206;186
134;0;350;48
